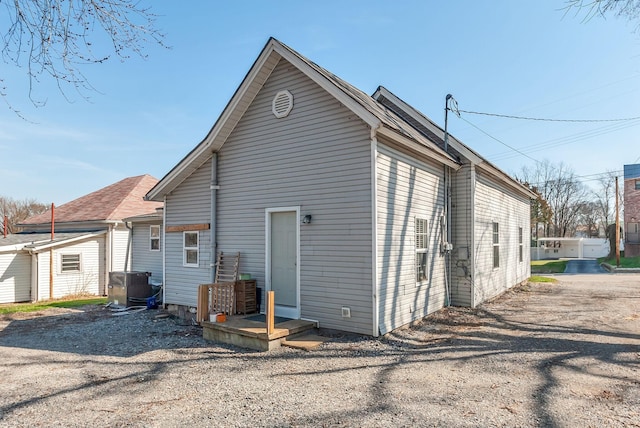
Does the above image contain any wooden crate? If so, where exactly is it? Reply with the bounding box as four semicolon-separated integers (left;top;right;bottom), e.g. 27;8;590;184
235;280;257;315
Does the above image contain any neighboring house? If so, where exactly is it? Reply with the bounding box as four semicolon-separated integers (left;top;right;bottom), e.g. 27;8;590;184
146;38;535;336
0;231;106;303
0;175;162;304
624;164;640;257
123;208;164;285
531;237;609;260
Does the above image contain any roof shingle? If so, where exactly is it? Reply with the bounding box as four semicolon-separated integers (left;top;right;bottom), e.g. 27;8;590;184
21;174;163;225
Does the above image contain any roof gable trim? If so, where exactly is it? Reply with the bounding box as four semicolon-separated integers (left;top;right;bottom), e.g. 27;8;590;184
147;38;382;201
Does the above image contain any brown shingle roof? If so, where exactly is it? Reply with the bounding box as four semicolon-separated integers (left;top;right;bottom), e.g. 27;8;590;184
21;175;163;225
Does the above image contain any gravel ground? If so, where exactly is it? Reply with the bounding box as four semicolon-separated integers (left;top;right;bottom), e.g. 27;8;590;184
0;273;639;427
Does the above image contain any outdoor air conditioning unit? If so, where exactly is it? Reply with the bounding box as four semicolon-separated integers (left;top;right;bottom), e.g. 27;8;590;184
107;271;151;307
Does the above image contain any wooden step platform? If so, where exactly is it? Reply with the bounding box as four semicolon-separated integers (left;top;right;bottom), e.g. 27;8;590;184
202;316;317;351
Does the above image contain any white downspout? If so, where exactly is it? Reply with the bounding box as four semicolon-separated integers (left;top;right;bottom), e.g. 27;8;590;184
105;225;112;295
30;251;38;302
124;221;133;272
470;164;477;308
371;123;381;337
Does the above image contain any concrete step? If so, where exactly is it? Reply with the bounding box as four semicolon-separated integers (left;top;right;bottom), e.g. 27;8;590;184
281;333;329;351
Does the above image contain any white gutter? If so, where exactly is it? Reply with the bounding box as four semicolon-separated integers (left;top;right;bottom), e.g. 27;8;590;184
376;127;460;170
27;231;107;252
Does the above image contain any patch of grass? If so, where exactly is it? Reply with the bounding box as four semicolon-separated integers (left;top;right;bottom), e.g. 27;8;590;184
598;256;640;268
0;297;107;315
531;259;568;274
528;276;558;283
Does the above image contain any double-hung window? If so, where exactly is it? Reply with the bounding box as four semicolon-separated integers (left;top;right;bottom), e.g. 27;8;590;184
492;222;500;268
183;231;199;267
518;227;523;263
415;218;428;282
150;225;161;251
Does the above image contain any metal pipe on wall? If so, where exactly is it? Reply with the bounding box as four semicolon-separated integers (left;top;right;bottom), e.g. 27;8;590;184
210;153;219;282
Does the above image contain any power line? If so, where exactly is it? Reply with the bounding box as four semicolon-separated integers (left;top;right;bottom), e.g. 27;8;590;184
489;118;640;162
457;116;540;164
458;109;640;123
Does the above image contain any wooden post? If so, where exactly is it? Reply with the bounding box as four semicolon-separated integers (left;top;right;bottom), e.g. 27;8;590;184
266;291;275;335
615;176;620;267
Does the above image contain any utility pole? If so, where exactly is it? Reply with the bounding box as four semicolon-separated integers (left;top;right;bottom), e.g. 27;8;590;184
615;177;620;267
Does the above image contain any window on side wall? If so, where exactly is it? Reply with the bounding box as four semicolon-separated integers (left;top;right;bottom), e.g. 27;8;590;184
150;225;161;251
518;227;523;263
492;222;500;268
415;218;428;282
183;231;199;267
635;180;640;190
61;254;81;273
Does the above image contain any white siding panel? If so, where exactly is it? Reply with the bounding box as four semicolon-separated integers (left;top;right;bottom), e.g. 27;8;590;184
37;237;105;300
473;172;531;304
131;222;163;283
376;145;447;335
0;252;31;303
164;161;213;307
111;228;130;272
216;59;373;334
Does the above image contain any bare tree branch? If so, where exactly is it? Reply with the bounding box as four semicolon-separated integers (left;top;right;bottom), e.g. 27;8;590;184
0;195;48;233
564;0;640;31
0;0;166;108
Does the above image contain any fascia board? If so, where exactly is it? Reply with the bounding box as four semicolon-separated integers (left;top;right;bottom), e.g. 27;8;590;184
147;40;283;201
273;43;380;129
377;126;461;170
28;231;108;253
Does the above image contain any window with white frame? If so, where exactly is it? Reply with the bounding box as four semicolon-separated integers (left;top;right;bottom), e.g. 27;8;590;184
518;227;523;263
415;218;428;282
150;225;161;251
61;254;81;272
636;180;640;190
492;222;500;268
183;231;199;267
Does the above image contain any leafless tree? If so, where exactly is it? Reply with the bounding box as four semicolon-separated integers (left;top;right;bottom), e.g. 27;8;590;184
519;160;589;237
1;0;165;110
576;201;600;237
0;196;48;234
591;170;620;236
564;0;640;32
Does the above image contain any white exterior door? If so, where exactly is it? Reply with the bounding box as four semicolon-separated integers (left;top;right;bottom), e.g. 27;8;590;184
267;208;299;319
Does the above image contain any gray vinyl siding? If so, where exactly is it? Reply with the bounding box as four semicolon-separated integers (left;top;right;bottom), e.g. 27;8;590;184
216;58;373;335
131;222;163;283
450;163;473;306
473;171;531;304
376;144;446;335
0;252;31;303
36;237;105;300
164;161;212;307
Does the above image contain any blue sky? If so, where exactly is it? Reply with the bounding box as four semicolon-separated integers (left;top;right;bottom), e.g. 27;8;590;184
1;0;639;204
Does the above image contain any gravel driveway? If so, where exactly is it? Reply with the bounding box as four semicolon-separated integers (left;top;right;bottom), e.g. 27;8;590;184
1;274;639;427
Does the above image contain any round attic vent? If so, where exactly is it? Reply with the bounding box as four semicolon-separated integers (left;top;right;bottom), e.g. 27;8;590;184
272;90;293;118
